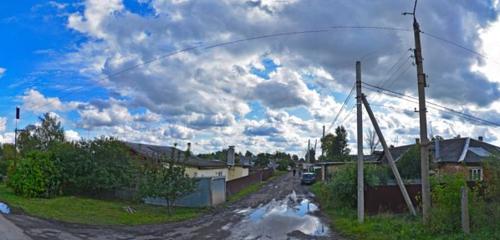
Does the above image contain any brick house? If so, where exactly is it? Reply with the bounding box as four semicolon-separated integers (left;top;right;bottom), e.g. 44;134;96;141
377;137;500;181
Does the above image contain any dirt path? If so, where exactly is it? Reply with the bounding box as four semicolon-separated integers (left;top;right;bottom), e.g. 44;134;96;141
6;173;344;240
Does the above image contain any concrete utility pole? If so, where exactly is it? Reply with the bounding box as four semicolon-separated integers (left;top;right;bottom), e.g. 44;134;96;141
405;0;431;223
321;125;325;158
362;94;417;216
356;61;364;223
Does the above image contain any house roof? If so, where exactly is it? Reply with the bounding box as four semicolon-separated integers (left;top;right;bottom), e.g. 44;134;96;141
377;137;500;164
124;142;227;169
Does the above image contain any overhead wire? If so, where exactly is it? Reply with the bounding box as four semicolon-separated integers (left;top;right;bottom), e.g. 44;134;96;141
28;25;411;112
362;82;500;127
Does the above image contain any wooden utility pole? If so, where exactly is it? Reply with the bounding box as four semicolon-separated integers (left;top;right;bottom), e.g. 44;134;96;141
362;94;416;216
356;61;364;223
405;0;431;222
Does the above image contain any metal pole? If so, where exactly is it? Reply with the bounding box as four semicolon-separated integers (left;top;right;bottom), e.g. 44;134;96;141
413;16;431;223
362;94;417;216
321;125;325;158
356;61;364;223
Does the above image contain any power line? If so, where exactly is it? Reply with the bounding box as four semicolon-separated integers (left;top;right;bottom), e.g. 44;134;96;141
326;84;355;132
362;82;500;127
421;31;500;65
30;25;411;112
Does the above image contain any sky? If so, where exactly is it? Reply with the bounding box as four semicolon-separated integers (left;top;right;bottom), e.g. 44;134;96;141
0;0;499;156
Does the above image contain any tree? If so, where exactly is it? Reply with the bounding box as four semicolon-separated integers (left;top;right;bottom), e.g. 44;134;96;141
365;128;380;154
255;153;271;167
17;113;65;155
397;146;421;180
140;156;196;214
245;150;253;157
321;126;351;161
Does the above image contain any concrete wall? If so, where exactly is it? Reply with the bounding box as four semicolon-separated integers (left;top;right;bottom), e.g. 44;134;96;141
227;166;249;181
144;177;226;207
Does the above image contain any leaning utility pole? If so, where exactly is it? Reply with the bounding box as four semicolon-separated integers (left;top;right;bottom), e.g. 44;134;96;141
356;61;364;223
405;0;431;223
362;94;417;216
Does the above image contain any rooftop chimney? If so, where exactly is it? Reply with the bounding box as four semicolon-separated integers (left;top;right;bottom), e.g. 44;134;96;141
478;136;484;142
415;138;420;145
227;146;235;166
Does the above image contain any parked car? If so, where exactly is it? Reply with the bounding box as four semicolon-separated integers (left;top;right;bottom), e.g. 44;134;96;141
301;172;316;185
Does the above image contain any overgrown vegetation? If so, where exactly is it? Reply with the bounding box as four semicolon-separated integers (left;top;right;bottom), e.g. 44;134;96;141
312;153;500;239
0;184;201;225
0;112;200;223
139;156;196;214
322;163;391;208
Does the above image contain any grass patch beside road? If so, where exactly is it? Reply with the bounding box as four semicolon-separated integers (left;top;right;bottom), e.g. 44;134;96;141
0;184;202;225
227;170;288;203
310;183;498;240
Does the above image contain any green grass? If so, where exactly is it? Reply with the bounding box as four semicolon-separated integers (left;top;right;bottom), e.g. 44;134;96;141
0;184;202;225
311;183;498;240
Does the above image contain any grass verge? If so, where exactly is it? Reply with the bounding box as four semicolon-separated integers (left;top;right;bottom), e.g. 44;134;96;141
227;170;288;203
310;183;498;240
0;184;202;225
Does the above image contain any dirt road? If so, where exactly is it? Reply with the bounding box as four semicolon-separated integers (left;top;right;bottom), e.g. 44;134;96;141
6;173;344;240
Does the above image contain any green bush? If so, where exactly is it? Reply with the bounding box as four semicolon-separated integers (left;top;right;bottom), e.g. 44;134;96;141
52;138;138;196
7;151;62;198
327;164;392;208
428;173;466;234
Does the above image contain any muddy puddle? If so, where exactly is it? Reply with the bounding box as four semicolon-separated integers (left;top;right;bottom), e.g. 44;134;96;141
228;191;329;239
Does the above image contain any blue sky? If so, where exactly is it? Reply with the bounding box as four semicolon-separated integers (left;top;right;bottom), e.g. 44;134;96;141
1;0;499;154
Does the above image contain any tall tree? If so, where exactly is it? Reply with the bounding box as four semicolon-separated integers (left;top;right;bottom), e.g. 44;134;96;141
332;126;350;161
17;113;65;154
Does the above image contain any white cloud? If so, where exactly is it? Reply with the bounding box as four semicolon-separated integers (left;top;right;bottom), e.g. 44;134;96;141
0;117;6;132
65;130;81;142
0;67;5;78
21;89;79;113
44;0;500;154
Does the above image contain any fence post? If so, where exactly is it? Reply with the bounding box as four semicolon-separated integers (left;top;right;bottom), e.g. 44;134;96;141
461;186;470;234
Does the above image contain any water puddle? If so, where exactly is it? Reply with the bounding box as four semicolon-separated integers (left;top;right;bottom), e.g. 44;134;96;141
0;202;10;214
229;191;329;239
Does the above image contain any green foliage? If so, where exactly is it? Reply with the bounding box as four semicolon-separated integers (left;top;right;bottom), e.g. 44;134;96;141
7;151;62;198
326;164;391;208
139;158;196;214
321;126;351;161
0;144;17;179
0;184;202;225
17;113;65;155
396;146;421;180
51;138;137;195
429;173;467;234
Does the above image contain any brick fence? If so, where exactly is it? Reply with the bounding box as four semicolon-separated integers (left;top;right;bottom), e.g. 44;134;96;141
226;168;274;196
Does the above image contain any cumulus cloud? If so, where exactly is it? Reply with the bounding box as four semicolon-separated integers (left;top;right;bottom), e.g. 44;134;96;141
0;67;5;78
0;117;6;132
65;130;81;142
21;89;79;113
37;0;500;153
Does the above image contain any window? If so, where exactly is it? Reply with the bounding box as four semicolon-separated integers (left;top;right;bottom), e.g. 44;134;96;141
469;168;482;181
217;171;223;177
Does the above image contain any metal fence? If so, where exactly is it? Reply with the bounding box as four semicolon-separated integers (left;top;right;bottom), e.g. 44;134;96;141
364;184;421;214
